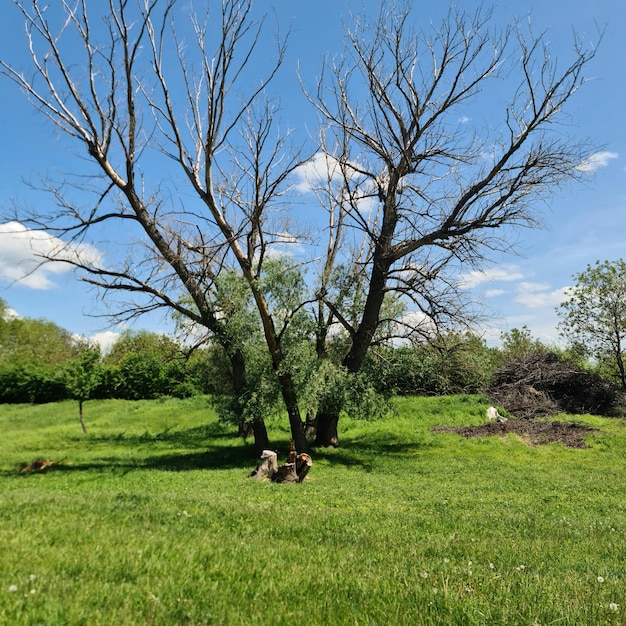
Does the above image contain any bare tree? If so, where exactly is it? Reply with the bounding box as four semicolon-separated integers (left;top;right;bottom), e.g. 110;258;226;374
1;0;600;454
305;2;599;445
1;0;309;452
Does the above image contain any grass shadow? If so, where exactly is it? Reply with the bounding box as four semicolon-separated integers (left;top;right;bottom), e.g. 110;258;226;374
5;435;259;477
80;423;236;448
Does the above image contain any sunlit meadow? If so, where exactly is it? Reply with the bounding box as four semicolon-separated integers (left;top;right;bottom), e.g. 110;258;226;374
1;395;625;625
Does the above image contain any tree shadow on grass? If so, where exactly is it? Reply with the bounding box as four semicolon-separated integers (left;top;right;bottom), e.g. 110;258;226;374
8;444;257;477
79;423;236;448
5;422;261;477
311;434;427;471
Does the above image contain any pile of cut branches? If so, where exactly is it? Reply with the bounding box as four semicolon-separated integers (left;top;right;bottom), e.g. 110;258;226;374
486;352;622;419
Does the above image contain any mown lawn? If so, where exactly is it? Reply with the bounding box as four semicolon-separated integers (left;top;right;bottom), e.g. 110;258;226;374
1;395;625;625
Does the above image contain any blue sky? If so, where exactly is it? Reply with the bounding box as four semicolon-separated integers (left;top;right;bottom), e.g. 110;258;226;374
0;0;624;350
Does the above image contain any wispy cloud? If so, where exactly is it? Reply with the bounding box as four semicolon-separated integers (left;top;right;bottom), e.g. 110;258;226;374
513;285;571;309
484;288;507;297
575;151;618;174
0;222;102;289
459;265;525;288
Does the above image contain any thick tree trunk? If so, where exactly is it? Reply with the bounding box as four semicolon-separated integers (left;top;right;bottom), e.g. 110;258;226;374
314;410;339;448
317;249;394;448
279;371;309;453
304;409;317;439
252;420;270;456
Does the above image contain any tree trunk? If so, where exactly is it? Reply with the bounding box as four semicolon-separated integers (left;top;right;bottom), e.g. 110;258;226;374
274;368;308;454
229;347;270;454
252;420;270;456
304;409;317;439
314;410;339;448
318;247;393;448
78;400;88;434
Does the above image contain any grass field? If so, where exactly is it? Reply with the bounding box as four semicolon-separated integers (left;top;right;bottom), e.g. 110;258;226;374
1;395;626;625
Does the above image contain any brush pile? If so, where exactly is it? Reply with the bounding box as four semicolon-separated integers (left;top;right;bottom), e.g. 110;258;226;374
486;352;622;419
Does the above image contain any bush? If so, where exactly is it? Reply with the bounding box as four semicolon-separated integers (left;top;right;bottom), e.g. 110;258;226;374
0;362;68;404
171;382;200;399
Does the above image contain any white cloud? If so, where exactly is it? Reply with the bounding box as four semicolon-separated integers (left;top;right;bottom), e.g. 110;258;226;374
458;115;471;124
517;281;550;293
0;222;102;290
294;152;343;193
89;330;120;354
459;265;525;288
513;285;570;309
575;151;618;174
484;288;507;297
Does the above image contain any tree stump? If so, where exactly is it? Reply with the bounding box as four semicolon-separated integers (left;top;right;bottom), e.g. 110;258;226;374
248;449;312;483
248;450;278;480
295;453;312;482
272;462;299;483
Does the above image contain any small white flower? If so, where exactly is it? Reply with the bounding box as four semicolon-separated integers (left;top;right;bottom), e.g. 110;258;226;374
609;602;619;612
443;558;450;564
29;589;36;595
8;585;17;593
489;563;495;569
421;571;429;579
29;575;36;582
597;576;605;583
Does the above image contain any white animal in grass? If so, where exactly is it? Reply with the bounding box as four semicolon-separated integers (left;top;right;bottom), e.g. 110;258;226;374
487;406;508;423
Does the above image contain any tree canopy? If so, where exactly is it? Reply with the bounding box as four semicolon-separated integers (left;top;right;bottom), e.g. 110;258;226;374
558;259;626;389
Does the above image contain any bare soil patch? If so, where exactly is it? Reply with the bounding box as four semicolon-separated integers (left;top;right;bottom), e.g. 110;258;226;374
433;419;596;448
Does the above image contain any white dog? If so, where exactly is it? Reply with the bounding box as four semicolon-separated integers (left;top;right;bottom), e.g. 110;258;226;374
487;406;508;423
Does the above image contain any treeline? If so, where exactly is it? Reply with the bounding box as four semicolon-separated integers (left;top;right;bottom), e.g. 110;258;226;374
0;300;218;403
0;298;583;406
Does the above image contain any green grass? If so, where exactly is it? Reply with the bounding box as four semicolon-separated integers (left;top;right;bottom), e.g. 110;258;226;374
1;395;626;625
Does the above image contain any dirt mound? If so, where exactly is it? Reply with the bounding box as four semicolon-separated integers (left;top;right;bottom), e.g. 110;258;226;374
433;419;596;448
485;352;622;420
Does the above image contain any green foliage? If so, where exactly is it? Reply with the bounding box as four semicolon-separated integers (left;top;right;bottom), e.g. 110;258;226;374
0;311;85;366
116;352;167;400
499;326;547;362
361;333;499;396
0;362;67;403
1;396;626;625
558;259;626;388
103;329;182;366
64;348;101;403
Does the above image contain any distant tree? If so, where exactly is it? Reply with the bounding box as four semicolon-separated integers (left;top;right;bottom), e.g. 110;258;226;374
499;326;547;363
65;348;101;433
0;311;85;366
104;330;182;366
557;259;626;389
0;361;67;404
